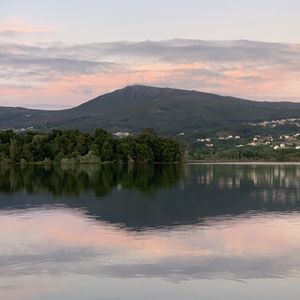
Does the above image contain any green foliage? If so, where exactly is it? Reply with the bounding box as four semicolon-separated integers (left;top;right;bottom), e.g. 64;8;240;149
133;143;154;163
78;151;101;164
116;141;134;163
193;145;300;162
0;129;183;164
9;139;18;163
101;141;114;162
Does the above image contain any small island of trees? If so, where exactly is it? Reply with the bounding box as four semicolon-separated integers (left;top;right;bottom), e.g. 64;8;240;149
0;129;184;164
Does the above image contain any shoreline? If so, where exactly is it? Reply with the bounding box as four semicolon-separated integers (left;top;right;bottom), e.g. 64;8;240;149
186;160;300;165
0;161;182;166
2;160;300;166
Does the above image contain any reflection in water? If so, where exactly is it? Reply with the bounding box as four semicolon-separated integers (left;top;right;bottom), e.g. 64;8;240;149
1;164;300;229
1;164;300;300
0;164;182;197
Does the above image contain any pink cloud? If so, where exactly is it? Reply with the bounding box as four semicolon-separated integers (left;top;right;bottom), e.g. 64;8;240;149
0;17;56;34
1;40;300;107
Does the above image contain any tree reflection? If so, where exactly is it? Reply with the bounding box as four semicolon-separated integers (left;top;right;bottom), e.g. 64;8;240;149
0;164;183;197
1;164;300;230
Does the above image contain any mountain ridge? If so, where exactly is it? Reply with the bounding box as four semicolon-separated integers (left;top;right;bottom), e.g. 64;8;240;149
1;85;300;137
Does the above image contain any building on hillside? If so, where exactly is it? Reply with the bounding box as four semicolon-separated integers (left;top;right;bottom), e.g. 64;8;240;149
113;132;130;138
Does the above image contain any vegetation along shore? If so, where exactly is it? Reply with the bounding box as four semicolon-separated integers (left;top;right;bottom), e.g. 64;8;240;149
0;128;183;164
2;126;300;164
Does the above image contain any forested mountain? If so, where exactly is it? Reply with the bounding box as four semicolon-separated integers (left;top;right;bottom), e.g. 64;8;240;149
1;85;300;137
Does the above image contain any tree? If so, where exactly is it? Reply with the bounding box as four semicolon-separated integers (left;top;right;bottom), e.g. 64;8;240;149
22;144;34;162
133;143;154;163
102;141;114;162
9;139;18;163
116;141;134;163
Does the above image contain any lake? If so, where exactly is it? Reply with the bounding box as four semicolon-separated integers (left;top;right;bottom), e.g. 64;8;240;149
0;164;300;300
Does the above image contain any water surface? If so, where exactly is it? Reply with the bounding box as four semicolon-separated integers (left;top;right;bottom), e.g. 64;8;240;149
0;164;300;300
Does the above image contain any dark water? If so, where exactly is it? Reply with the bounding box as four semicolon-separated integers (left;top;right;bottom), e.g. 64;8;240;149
0;164;300;300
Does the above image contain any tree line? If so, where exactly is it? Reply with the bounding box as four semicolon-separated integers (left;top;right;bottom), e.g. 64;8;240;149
193;146;300;162
0;129;183;164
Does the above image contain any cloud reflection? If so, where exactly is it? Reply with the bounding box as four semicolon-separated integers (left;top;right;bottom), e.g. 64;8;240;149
0;207;300;281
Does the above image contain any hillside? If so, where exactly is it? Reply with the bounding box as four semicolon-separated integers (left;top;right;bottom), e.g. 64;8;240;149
1;85;300;137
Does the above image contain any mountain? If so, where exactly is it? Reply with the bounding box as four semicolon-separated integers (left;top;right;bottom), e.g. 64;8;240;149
1;85;300;137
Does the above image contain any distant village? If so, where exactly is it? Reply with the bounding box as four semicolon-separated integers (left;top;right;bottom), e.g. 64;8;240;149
249;118;300;128
193;133;300;150
179;118;300;151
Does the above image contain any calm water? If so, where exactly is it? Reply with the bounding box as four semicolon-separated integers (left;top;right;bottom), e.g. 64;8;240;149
0;164;300;300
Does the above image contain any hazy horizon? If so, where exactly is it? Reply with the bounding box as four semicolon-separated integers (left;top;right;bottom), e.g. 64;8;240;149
4;83;300;111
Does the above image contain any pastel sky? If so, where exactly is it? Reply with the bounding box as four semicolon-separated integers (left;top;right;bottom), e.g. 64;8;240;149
1;0;300;109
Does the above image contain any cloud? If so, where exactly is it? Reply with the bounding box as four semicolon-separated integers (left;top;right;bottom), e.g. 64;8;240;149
0;30;53;38
0;39;300;107
0;53;119;80
0;17;55;35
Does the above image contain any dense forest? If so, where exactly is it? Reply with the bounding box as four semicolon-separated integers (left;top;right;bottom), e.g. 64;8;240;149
0;129;183;164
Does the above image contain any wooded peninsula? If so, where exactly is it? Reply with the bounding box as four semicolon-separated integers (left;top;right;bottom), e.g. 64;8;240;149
0;129;183;164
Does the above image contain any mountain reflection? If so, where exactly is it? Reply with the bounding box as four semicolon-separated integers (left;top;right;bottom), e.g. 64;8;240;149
0;164;300;229
1;164;300;296
1;207;300;283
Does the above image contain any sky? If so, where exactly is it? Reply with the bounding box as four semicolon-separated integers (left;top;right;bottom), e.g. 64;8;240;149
1;0;300;109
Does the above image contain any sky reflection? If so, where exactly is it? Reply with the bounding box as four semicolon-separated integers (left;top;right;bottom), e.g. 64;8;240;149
1;207;300;281
1;164;300;300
